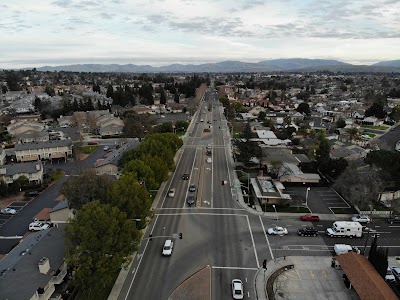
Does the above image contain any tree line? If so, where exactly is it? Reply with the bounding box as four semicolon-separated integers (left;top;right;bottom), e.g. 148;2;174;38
62;133;183;299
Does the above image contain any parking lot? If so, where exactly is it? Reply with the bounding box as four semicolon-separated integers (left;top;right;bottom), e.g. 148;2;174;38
0;201;27;228
284;187;350;214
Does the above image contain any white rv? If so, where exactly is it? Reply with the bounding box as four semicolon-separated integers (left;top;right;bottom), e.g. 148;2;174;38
326;221;363;238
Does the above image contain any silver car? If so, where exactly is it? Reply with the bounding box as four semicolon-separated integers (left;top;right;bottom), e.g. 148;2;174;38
1;207;17;215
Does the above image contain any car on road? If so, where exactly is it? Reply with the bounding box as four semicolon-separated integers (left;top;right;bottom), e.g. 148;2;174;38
29;222;51;231
206;144;211;150
300;214;320;221
186;195;195;206
206;149;212;156
267;226;288;235
162;239;173;256
385;216;400;224
1;207;17;215
386;268;396;282
182;173;190;180
351;215;370;223
297;227;318;237
189;184;196;192
231;279;244;299
168;188;176;197
103;146;110;151
207;157;212;163
88;141;98;145
200;119;204;122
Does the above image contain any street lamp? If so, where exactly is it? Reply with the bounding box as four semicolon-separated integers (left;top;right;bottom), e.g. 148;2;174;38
272;204;278;221
305;187;311;207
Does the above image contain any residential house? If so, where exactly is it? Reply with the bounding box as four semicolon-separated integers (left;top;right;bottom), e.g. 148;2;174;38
330;143;370;160
351;110;365;119
14;140;73;162
0;147;6;165
7;120;48;143
0;160;43;185
278;163;321;183
96;114;124;137
361;116;383;126
0;228;69;300
49;199;75;227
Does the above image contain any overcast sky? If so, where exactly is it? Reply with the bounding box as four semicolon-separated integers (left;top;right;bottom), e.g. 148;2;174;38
1;0;399;68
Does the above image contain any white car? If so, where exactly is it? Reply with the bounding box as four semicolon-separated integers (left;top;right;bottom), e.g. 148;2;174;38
351;215;370;223
103;146;110;151
386;268;396;281
29;222;51;231
1;207;17;215
162;239;173;256
207;157;212;163
231;279;244;299
267;226;288;235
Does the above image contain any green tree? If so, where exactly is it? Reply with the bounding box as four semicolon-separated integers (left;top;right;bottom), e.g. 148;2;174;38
336;118;346;128
0;179;8;196
346;127;360;141
122;159;158;190
241;122;253;141
106;84;114;99
160;87;166;104
61;170;113;209
139;154;170;186
315;134;330;164
390;106;400;121
65;201;140;299
365;102;386;119
174;92;180;103
107;174;152;229
296;103;311;116
5;71;21;91
258;111;266;121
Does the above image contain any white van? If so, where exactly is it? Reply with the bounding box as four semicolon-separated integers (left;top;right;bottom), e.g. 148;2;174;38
334;244;361;255
326;221;363;238
168;188;176;197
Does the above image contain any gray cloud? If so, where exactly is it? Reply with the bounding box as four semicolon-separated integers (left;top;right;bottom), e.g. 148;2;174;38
99;12;114;19
51;0;72;8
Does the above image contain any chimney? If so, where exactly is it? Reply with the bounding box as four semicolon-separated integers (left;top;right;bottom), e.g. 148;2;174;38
38;257;50;275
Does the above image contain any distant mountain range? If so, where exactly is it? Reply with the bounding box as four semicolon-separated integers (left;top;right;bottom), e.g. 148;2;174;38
21;58;400;73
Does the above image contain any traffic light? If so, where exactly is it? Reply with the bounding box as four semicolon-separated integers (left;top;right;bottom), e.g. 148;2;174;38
179;233;183;239
222;181;225;185
149;234;152;241
263;259;267;269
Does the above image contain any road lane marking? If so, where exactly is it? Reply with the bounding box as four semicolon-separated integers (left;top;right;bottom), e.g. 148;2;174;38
183;147;199;209
246;215;260;268
260;215;274;260
211;266;258;271
156;207;246;210
124;214;159;300
155;212;248;217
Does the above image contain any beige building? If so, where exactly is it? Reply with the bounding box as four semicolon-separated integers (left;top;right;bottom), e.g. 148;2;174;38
14;140;72;162
0;160;43;185
49;200;74;227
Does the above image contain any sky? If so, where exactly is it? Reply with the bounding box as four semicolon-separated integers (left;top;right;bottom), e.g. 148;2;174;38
1;0;399;69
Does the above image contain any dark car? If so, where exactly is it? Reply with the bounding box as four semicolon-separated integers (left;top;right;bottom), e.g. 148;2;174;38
186;195;195;206
182;173;190;180
297;227;318;237
25;190;39;197
300;214;320;221
189;184;196;192
206;150;212;156
385;216;400;224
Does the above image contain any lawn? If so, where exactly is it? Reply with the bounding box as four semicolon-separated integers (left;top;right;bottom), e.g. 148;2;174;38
50;170;64;181
362;132;376;137
80;145;99;154
361;125;389;130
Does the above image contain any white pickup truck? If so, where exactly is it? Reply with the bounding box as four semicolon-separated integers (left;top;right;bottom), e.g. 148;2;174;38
334;244;361;255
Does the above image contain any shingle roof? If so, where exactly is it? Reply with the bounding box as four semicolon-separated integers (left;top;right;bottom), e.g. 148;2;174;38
0;228;66;300
5;160;42;176
14;139;72;151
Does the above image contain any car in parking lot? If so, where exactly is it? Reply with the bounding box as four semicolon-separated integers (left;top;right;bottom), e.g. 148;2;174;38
390;266;400;281
186;195;195;206
386;268;396;282
189;184;196;192
29;222;51;231
231;279;244;299
297;227;318;237
267;226;288;235
385;216;400;224
182;173;190;180
103;146;110;151
351;215;370;223
162;239;173;256
300;214;320;221
1;207;17;215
